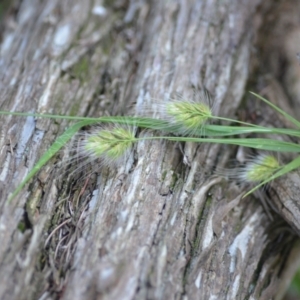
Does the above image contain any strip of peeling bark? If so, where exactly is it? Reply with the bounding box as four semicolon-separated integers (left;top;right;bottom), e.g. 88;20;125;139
0;1;300;300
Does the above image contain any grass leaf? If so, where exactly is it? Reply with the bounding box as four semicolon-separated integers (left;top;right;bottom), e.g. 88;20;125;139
250;92;300;128
8;120;97;201
203;124;300;137
165;137;300;153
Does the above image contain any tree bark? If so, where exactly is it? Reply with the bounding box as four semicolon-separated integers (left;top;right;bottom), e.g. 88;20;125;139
0;0;300;299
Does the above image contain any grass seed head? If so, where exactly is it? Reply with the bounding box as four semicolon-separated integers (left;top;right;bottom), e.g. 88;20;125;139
166;100;212;133
82;124;137;168
241;154;280;183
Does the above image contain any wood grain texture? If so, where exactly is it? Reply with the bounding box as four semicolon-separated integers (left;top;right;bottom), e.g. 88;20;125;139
0;1;300;300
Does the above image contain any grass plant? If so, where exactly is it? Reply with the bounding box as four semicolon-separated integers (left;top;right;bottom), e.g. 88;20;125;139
1;92;300;201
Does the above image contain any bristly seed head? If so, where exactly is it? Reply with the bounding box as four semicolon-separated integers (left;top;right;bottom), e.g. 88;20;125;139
82;124;137;168
241;154;280;183
166;100;212;132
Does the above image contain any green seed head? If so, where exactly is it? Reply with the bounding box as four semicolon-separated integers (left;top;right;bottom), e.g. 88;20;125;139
244;154;280;183
166;101;212;132
83;125;136;167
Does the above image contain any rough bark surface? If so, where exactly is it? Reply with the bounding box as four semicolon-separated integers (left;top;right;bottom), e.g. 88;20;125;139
0;1;300;300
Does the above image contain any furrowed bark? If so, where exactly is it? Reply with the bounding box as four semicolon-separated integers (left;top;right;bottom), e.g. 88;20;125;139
0;1;299;300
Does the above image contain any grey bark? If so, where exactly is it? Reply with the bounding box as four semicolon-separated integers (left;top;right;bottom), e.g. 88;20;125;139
0;0;300;300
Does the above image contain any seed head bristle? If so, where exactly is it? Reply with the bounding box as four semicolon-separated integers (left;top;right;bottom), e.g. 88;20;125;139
81;124;137;168
215;153;281;187
242;154;280;183
166;100;212;132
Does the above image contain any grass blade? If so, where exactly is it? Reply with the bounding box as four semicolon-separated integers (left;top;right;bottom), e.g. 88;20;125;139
202;124;300;137
165;137;300;152
2;110;300;138
250;92;300;128
0;110;178;132
9;120;97;201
